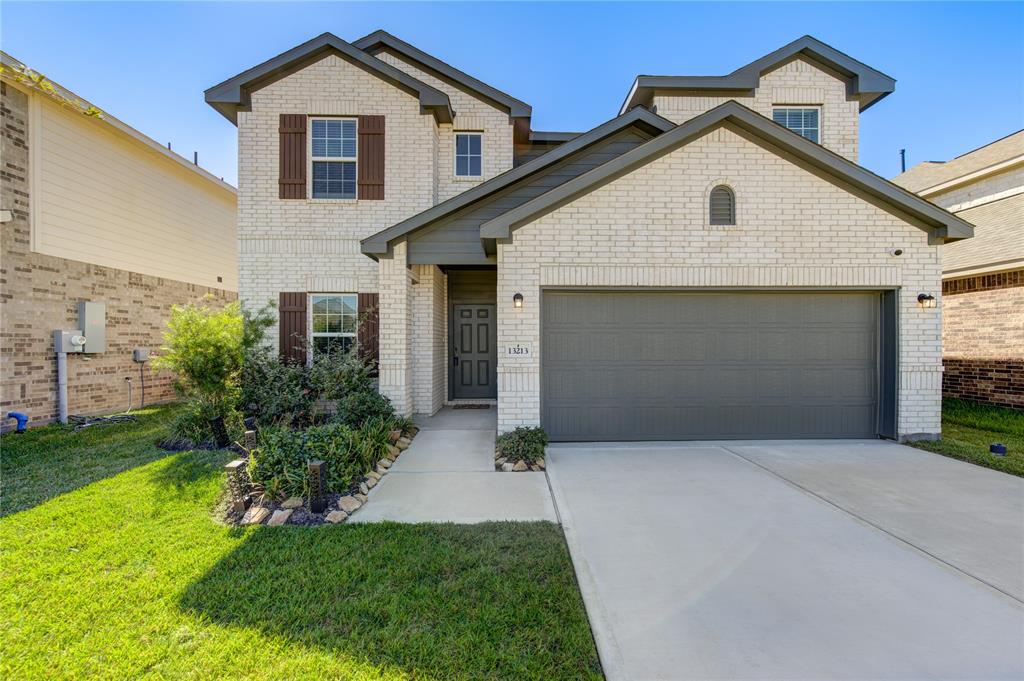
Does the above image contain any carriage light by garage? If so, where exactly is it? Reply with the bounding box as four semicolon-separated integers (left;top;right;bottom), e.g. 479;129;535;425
513;293;524;308
917;293;937;308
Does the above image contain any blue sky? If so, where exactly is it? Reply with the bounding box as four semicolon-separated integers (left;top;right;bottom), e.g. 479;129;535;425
4;2;1021;185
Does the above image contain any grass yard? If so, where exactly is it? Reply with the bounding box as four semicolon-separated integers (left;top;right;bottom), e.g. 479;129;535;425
910;399;1024;477
0;407;602;680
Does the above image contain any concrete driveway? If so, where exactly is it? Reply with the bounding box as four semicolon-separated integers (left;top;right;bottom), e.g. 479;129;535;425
547;441;1024;680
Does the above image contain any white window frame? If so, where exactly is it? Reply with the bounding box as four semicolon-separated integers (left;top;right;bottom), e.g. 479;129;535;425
310;117;358;200
454;132;483;178
309;293;358;360
772;106;821;144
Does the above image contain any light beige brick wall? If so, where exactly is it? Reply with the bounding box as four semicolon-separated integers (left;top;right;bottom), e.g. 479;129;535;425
378;240;413;414
410;264;447;415
497;125;943;438
653;57;860;160
927;166;1024;210
237;54;437;352
375;50;514;202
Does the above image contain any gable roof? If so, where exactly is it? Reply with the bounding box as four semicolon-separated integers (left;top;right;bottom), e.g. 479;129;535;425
893;129;1024;196
205;32;453;124
361;106;675;257
620;35;896;115
482;100;972;245
352;30;532;118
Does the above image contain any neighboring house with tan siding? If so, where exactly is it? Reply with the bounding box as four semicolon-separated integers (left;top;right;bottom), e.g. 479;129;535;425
1;52;238;429
894;130;1024;409
209;31;972;442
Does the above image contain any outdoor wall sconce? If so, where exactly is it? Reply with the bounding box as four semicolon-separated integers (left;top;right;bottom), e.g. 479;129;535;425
917;293;937;309
513;293;524;308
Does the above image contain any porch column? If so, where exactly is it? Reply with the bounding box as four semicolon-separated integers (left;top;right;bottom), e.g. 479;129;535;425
411;264;447;416
378;241;413;415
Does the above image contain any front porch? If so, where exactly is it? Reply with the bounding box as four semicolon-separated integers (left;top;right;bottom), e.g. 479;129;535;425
376;245;500;420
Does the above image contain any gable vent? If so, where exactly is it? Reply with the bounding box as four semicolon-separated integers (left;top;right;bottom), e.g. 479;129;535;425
709;185;735;225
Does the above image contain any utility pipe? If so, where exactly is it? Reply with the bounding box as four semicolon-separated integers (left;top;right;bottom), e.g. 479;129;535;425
57;349;68;424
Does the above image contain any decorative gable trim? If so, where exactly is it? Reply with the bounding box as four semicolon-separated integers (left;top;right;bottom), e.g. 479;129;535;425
205;32;453;125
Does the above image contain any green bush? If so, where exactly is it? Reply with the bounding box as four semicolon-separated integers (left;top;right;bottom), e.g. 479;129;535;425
308;348;376;399
240;349;315;428
152;299;245;404
247;419;394;498
168;395;244;445
496;427;549;463
335;389;395;429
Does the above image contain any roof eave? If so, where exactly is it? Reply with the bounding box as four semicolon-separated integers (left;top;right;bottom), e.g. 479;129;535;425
481;101;970;243
203;32;453;126
361;107;677;255
352;29;532;118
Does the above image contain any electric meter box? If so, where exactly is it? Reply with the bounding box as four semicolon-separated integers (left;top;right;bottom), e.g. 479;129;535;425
54;330;86;353
78;302;106;353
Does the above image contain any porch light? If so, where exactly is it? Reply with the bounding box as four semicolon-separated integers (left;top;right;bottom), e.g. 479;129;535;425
513;293;524;308
917;293;937;309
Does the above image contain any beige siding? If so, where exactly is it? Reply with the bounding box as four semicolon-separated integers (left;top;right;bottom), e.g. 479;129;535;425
31;91;237;290
653;57;860;160
496;125;943;438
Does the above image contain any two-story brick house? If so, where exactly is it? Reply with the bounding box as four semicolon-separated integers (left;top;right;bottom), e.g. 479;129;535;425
207;31;972;442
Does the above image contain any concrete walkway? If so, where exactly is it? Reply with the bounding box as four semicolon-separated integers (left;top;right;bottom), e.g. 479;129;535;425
351;407;557;523
548;441;1024;681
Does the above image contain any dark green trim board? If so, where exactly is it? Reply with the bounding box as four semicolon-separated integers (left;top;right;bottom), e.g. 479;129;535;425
352;30;532;118
620;35;896;114
205;33;453;124
481;101;973;243
878;290;899;440
360;107;676;257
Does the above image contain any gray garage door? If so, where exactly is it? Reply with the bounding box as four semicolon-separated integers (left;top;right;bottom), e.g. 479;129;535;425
542;291;879;441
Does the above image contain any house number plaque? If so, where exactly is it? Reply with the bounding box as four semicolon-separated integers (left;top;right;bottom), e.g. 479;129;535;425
505;343;532;358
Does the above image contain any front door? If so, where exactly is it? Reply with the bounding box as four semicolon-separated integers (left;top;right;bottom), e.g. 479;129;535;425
451;304;497;399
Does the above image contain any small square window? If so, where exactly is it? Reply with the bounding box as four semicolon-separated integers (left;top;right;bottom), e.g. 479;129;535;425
455;133;482;177
772;108;819;143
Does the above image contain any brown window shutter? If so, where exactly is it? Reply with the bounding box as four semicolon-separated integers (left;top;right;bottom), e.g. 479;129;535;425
278;292;307;363
279;114;307;199
357;292;379;372
357;115;385;200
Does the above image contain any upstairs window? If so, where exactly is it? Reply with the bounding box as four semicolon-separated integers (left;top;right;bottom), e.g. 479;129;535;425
773;108;819;143
709;185;735;225
455;133;482;177
311;294;357;355
312;118;357;198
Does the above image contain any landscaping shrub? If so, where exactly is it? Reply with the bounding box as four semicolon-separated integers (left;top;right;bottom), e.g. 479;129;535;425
335;389;396;429
152;299;258;443
240;349;315;428
247;419;395;498
496;427;549;463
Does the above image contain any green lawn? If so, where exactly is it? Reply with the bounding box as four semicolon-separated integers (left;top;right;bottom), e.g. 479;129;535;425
910;399;1024;477
0;407;602;680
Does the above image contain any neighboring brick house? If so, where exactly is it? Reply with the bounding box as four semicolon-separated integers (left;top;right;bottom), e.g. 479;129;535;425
0;53;237;428
893;132;1023;409
207;32;972;441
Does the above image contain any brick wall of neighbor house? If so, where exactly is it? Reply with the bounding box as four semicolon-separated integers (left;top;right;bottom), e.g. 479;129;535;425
941;271;1024;409
374;50;514;202
237;54;437;352
653;57;860;161
497;125;943;438
0;82;235;428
